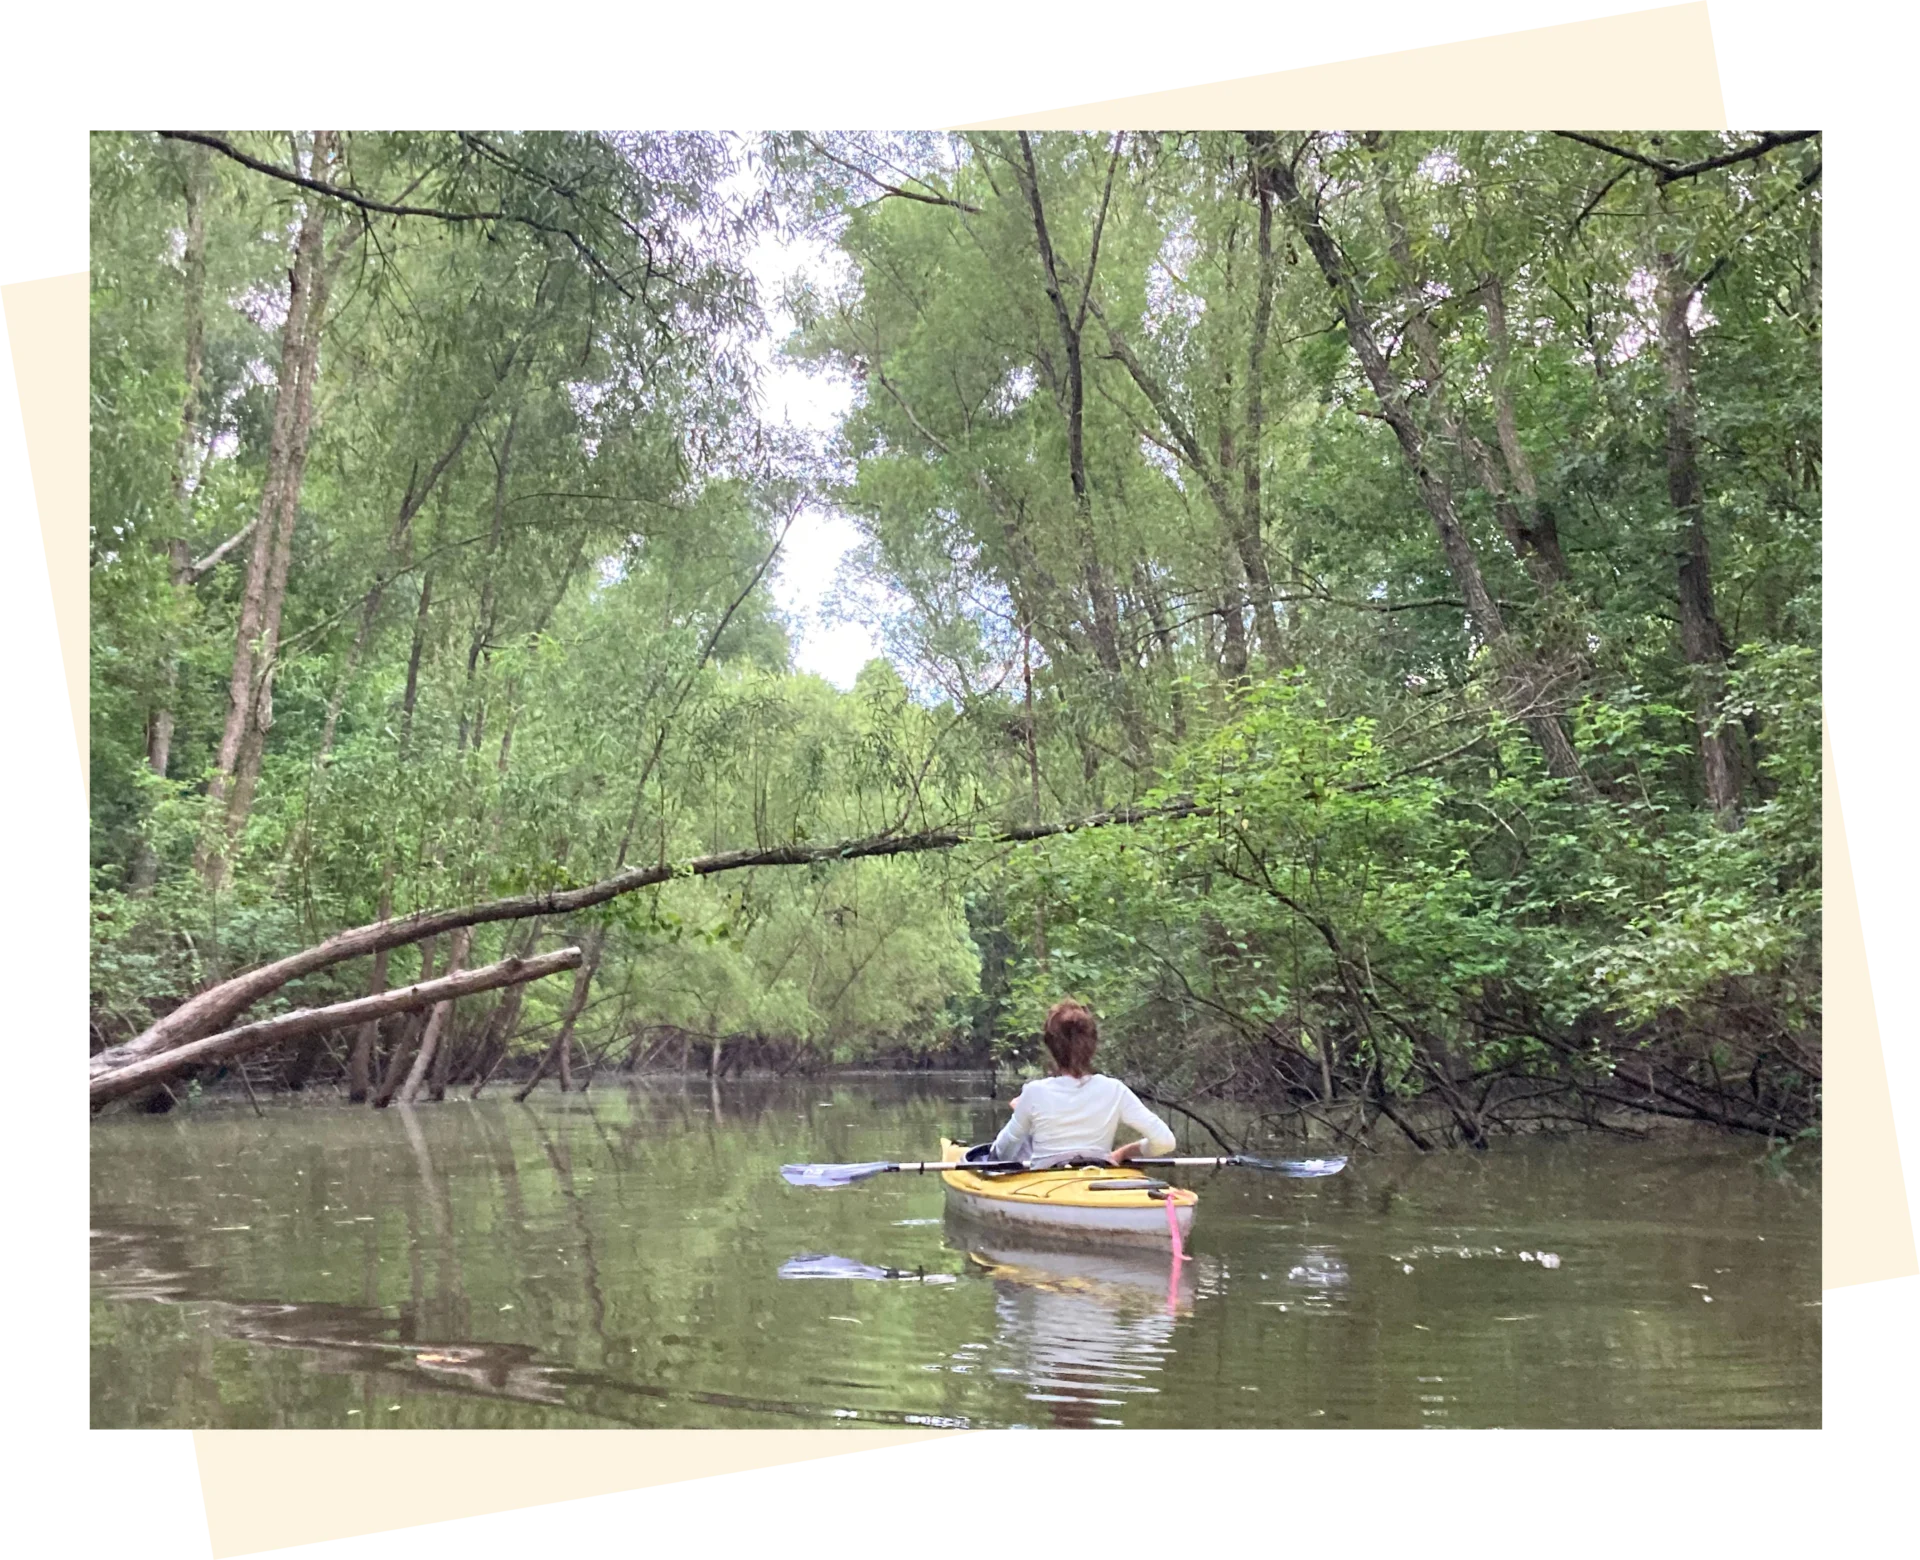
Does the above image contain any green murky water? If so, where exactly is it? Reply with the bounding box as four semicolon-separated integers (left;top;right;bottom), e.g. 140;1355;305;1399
90;1075;1819;1428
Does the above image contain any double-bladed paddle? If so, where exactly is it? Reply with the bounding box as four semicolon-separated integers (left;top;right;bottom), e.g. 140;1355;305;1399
778;1153;1348;1188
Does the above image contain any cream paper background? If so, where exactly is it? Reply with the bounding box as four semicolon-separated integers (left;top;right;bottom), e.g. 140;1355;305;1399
19;4;1904;1553
3;277;86;790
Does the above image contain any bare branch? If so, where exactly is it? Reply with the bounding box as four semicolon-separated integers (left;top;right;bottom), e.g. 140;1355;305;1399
1075;133;1125;334
159;131;645;300
1554;130;1818;186
186;518;259;582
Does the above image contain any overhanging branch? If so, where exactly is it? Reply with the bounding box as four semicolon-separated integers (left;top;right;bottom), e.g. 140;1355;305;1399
93;802;1211;1077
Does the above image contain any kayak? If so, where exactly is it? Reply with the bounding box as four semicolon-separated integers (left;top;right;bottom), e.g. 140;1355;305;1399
939;1138;1198;1248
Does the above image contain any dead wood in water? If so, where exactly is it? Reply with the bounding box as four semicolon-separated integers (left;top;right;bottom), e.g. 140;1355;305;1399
91;947;583;1109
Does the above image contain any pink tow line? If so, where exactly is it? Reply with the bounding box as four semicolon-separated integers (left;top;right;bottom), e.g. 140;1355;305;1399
1163;1189;1190;1316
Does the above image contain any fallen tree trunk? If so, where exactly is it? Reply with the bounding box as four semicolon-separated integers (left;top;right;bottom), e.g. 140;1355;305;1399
91;947;584;1109
398;928;471;1106
94;804;1201;1077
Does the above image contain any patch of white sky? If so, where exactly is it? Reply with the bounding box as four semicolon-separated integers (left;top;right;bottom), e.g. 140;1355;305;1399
994;364;1037;416
723;163;899;692
1610;266;1715;365
1139;436;1184;490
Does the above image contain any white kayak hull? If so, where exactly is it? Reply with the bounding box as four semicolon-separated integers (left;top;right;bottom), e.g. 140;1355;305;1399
943;1181;1197;1246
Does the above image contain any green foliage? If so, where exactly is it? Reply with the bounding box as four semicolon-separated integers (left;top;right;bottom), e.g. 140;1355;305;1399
89;131;1819;1129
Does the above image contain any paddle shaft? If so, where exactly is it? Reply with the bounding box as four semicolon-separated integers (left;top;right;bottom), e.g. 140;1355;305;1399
886;1154;1273;1173
780;1150;1345;1186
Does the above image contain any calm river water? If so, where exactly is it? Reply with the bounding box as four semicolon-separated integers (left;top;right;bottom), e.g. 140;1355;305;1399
91;1075;1819;1428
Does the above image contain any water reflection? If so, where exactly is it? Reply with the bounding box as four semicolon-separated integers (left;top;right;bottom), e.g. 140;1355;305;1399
90;1078;1822;1429
91;1216;964;1428
93;1219;568;1411
945;1234;1200;1428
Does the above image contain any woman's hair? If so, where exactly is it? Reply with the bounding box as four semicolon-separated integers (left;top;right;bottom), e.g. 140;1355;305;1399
1041;1000;1100;1077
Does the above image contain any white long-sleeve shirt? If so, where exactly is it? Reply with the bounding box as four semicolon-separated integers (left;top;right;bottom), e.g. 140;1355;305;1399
990;1074;1177;1163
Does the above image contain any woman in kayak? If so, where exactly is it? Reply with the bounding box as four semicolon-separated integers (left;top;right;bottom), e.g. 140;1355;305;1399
992;1000;1177;1167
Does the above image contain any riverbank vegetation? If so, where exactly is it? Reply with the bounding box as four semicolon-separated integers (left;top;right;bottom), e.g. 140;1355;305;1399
89;130;1821;1143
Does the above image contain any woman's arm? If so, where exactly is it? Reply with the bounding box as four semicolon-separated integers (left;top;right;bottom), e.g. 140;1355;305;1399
991;1088;1034;1161
1116;1085;1177;1158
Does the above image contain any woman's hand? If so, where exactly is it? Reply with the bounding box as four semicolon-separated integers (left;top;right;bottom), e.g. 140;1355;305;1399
1106;1140;1144;1166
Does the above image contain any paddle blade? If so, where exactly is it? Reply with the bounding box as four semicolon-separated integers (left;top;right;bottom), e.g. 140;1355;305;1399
779;1253;893;1279
1237;1155;1349;1178
778;1253;958;1285
779;1162;895;1188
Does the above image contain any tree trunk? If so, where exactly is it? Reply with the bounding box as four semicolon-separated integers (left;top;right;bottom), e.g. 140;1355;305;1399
91;946;583;1108
346;997;377;1103
281;1029;327;1091
1220;591;1249;683
223;257;329;846
1369;160;1570;600
1266;149;1587;788
1480;273;1572;584
130;145;214;894
1241;148;1284;655
460;409;519;755
516;928;605;1101
399;558;436;759
440;1021;477;1087
1214;415;1263;686
1011;132;1149;765
1133;563;1185;739
1804;134;1820;389
1656;252;1743;824
1021;629;1048;967
399;928;471;1104
197;131;336;889
345;478;463;1090
469;920;542;1097
346;869;397;1101
372;936;438;1109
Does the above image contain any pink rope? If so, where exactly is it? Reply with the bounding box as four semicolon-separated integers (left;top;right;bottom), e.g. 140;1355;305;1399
1165;1189;1189;1263
1164;1190;1189;1316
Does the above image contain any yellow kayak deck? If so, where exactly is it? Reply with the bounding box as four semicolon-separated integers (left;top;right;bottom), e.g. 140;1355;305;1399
938;1139;1197;1246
